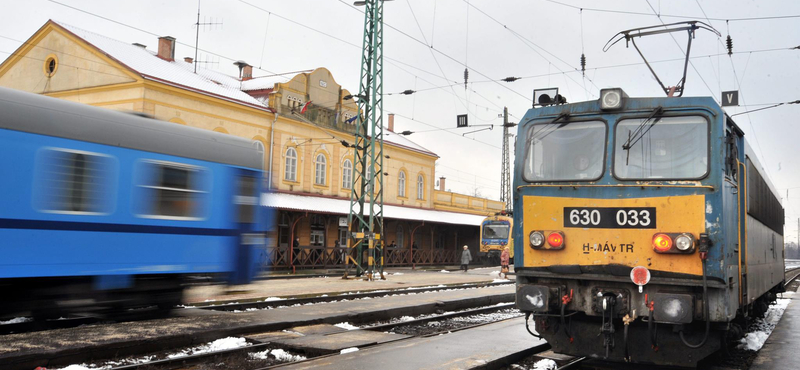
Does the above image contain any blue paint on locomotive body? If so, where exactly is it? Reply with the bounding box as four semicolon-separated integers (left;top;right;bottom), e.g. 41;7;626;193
512;94;741;281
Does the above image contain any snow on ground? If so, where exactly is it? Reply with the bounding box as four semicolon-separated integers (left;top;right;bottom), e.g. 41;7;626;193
0;317;32;324
335;322;359;330
340;347;359;354
263;297;286;302
392;272;404;275
489;270;502;278
533;358;557;370
167;337;250;359
739;291;795;351
440;270;450;273
492;278;509;283
55;365;107;370
249;348;306;362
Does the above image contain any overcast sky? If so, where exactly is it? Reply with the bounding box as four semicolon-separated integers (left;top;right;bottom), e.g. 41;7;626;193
2;0;800;236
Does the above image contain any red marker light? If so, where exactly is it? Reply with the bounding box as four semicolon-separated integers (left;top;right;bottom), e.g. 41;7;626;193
653;233;673;252
630;266;651;293
547;232;564;248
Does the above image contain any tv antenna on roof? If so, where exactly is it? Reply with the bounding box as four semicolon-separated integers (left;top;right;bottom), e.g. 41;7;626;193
193;0;223;73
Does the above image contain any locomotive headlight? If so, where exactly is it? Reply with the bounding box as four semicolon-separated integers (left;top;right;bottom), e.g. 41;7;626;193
600;88;627;110
675;234;694;251
529;231;544;248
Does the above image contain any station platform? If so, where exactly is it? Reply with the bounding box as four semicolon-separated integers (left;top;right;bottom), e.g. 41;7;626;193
748;285;800;370
276;317;546;370
185;266;511;304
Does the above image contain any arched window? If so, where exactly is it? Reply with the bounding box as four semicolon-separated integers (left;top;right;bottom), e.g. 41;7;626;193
398;171;406;197
315;154;327;185
342;159;353;189
417;174;425;200
285;147;297;181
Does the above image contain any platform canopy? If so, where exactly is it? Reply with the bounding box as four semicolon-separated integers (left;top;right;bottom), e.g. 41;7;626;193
261;192;485;226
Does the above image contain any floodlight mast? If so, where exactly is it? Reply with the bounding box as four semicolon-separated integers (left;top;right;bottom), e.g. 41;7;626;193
345;0;386;281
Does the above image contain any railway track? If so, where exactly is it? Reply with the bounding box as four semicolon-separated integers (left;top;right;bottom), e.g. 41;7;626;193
75;303;522;370
189;280;512;312
0;280;512;336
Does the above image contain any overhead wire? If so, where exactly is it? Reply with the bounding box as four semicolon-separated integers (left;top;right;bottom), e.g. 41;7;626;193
461;0;600;99
337;0;533;103
543;0;800;22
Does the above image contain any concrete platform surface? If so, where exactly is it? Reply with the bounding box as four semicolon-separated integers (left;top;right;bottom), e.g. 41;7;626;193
748;287;800;370
0;284;513;370
186;267;511;304
273;329;410;356
277;317;546;370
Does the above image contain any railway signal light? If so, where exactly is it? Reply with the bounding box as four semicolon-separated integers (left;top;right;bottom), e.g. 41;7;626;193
600;88;627;110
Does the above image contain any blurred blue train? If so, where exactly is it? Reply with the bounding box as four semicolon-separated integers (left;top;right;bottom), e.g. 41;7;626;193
0;87;270;318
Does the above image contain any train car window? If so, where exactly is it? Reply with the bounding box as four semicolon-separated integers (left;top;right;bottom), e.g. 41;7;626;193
523;120;606;182
236;175;258;224
613;116;708;180
141;163;204;218
37;149;114;214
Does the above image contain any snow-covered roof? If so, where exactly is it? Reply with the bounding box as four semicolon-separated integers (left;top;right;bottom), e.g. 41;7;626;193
261;192;485;226
54;20;272;110
51;20;436;157
383;131;437;157
241;75;288;91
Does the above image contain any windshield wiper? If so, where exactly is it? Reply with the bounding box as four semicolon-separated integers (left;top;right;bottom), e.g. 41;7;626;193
621;107;664;165
528;113;571;144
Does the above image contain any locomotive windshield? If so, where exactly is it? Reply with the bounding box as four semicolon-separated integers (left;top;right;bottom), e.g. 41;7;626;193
523;120;606;181
482;222;510;239
614;116;708;179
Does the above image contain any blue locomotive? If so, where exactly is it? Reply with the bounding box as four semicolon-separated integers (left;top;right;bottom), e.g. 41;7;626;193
0;87;270;318
513;88;784;366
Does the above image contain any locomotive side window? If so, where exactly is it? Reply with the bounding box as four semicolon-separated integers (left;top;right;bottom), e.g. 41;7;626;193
141;162;205;218
38;149;113;214
523;120;606;182
613;116;708;180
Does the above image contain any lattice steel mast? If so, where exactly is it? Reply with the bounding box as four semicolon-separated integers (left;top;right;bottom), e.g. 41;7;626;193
345;0;385;280
500;107;513;211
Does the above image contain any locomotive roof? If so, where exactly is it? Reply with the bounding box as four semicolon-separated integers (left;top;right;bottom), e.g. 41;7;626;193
0;87;262;169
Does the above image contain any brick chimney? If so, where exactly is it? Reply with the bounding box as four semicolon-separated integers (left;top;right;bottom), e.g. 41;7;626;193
439;177;446;191
242;65;253;81
184;57;193;64
388;113;395;132
157;36;176;61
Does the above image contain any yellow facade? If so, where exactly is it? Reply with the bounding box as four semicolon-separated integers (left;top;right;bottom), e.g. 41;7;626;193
0;20;503;217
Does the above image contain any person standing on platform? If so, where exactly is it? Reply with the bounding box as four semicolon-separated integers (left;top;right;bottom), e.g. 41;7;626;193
460;245;472;272
500;247;510;279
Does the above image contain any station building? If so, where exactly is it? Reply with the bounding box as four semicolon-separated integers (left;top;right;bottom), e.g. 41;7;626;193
0;20;505;268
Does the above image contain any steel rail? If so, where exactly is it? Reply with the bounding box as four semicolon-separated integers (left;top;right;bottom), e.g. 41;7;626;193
190;281;513;312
